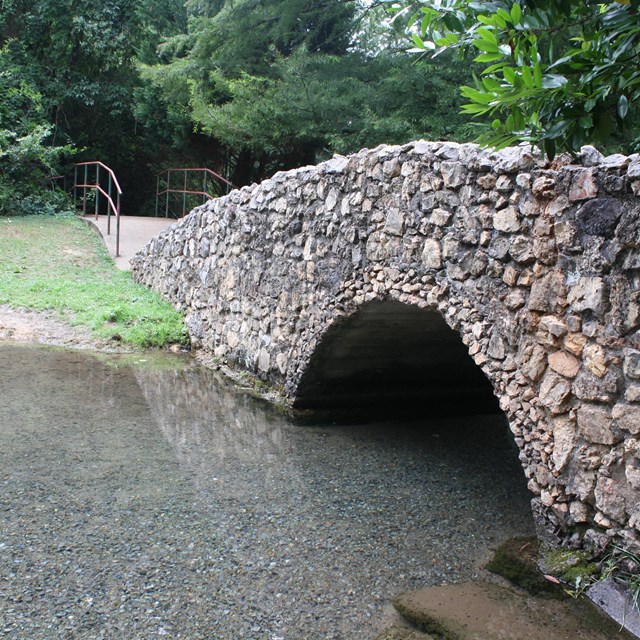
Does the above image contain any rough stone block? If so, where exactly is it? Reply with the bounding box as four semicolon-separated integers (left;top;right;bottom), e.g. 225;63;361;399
583;343;607;378
493;206;520;233
528;270;567;314
440;161;466;188
384;209;405;236
539;372;572;414
573;370;618;403
549;351;581;378
540;315;568;338
624;350;640;380
576;404;615;445
595;476;627;523
568;277;606;317
569;168;598;202
612;403;640;435
552;415;576;472
421;239;442;269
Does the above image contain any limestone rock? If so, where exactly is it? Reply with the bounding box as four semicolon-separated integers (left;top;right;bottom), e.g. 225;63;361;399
539;316;568;338
539;372;572;414
488;330;506;360
528;270;567;314
626;463;640;490
548;351;581;378
595;476;627;523
552;415;576;471
624;350;640;380
568;277;606;317
612;403;640;435
625;385;640;403
440;161;466;188
576;404;616;445
569;501;590;523
384;209;405;236
421;239;442;269
532;175;556;199
573;370;619;403
583;343;607;378
509;236;535;263
563;333;587;356
493;206;520;233
569;168;598;202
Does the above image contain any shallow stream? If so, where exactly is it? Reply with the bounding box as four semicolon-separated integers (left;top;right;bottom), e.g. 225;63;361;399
0;342;535;639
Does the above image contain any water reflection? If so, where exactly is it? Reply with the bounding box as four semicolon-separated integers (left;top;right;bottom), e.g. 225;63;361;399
0;343;534;640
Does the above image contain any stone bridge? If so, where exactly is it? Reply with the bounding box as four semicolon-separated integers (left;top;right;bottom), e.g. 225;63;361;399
132;140;640;552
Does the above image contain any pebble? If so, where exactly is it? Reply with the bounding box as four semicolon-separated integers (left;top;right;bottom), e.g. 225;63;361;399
0;343;534;639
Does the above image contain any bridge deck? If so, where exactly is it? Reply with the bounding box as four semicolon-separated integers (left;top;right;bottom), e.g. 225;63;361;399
82;215;177;271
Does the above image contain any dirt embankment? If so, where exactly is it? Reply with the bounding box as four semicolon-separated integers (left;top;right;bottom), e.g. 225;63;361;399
0;305;132;352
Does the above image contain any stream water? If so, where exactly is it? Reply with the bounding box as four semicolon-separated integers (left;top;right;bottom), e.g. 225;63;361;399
0;342;535;639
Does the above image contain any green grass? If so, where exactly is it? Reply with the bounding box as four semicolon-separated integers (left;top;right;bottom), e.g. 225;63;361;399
0;214;189;349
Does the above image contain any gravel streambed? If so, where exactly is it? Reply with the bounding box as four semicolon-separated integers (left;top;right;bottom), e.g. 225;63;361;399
0;343;535;639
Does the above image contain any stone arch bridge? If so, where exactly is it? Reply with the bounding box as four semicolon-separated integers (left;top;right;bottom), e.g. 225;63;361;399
132;140;640;551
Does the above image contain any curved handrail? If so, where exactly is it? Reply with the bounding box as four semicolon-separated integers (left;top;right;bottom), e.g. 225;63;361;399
72;161;123;257
156;167;235;219
75;161;123;196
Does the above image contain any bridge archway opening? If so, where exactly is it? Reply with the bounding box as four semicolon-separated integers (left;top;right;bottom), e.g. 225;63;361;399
293;299;501;422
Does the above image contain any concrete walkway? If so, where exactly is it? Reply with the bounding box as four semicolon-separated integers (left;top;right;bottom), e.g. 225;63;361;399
82;214;178;270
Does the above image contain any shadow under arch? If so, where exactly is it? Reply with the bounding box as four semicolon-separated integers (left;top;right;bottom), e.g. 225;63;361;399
293;299;501;421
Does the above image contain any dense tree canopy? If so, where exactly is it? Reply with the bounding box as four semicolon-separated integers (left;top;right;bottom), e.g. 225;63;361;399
388;0;640;157
1;0;478;213
137;0;476;186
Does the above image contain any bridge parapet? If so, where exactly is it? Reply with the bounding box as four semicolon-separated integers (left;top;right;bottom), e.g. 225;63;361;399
132;140;640;551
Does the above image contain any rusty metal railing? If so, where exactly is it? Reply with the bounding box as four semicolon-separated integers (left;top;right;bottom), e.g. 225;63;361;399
50;160;122;258
156;167;234;219
71;161;123;257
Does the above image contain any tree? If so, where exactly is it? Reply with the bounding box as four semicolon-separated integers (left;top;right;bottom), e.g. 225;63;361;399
0;0;190;214
136;0;476;186
387;0;640;157
0;44;74;215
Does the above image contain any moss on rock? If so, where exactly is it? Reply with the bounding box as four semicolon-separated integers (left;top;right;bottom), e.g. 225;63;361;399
544;547;599;583
485;536;563;597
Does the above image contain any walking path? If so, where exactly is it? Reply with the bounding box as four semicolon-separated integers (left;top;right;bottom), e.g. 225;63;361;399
82;214;178;270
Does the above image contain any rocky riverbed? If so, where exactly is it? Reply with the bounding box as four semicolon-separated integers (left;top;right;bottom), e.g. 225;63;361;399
1;332;536;638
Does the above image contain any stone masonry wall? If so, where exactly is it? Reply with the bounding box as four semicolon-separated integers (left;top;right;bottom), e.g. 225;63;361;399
132;141;640;552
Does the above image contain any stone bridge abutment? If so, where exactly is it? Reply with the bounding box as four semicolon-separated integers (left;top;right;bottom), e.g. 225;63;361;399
132;140;640;552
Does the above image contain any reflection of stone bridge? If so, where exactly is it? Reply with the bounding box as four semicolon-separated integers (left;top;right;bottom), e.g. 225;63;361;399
132;140;640;551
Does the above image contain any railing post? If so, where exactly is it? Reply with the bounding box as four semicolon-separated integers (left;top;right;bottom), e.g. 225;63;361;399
155;173;160;217
115;190;120;258
165;170;171;218
183;169;187;218
95;164;100;220
107;171;113;235
83;164;88;215
203;171;207;206
73;165;78;205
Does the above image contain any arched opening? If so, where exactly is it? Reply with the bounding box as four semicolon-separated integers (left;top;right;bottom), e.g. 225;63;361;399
294;299;500;420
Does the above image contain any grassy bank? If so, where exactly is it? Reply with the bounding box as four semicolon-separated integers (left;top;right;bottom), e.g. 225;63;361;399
0;214;188;348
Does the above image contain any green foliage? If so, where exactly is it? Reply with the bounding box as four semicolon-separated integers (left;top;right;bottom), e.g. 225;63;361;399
0;0;496;210
0;215;188;348
388;0;640;157
0;44;75;215
139;0;476;185
189;49;477;169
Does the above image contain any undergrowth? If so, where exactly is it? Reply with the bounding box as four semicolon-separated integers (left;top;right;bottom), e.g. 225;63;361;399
0;214;188;348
